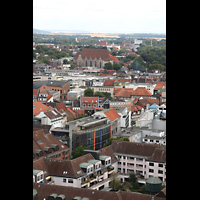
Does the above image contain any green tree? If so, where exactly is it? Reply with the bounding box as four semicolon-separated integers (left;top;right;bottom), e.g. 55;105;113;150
103;137;130;147
71;146;90;159
113;63;122;71
110;176;122;191
94;91;105;97
104;62;113;70
129;172;139;189
84;88;94;97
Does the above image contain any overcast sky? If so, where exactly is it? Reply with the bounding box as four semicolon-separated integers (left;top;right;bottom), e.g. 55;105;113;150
33;0;166;33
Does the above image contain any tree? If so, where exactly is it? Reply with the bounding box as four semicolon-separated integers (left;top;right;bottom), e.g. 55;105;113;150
110;176;121;191
71;145;90;159
104;62;113;70
113;63;122;71
129;172;139;189
94;91;105;97
84;88;94;97
103;137;130;147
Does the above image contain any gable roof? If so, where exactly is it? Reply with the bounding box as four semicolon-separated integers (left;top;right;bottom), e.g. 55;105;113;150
114;88;134;98
33;101;52;116
74;48;112;61
33;128;68;160
111;140;166;163
33;183;164;200
104;109;121;122
154;82;166;91
34;153;95;179
132;87;152;96
44;109;62;119
109;54;120;63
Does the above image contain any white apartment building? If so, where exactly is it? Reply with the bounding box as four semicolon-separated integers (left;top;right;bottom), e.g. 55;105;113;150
112;140;166;183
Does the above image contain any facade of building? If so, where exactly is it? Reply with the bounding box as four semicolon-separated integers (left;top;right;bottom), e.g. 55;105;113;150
80;96;99;115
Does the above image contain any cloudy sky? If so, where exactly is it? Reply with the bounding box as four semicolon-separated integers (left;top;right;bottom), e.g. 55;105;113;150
33;0;166;33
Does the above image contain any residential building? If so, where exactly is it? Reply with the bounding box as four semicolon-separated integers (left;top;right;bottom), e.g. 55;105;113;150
34;109;67;129
33;80;70;101
33;101;52;117
112;140;166;183
37;90;54;103
110;100;132;111
74;48;119;68
114;88;135;100
131;87;152;99
33;146;117;190
80;96;99;115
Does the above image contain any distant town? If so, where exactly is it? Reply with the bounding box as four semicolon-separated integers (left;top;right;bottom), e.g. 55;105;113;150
33;32;166;200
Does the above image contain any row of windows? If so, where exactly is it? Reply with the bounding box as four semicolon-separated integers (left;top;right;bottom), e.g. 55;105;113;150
98;88;110;91
63;178;73;183
85;61;102;68
82;103;97;107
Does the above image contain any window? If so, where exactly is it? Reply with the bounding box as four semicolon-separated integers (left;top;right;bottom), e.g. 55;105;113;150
149;162;154;166
149;169;154;173
68;179;73;183
63;178;66;183
88;103;91;107
159;163;163;168
158;170;163;174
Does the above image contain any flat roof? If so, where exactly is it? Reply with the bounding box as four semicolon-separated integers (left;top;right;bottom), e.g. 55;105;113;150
88;160;100;164
80;162;92;168
99;155;110;160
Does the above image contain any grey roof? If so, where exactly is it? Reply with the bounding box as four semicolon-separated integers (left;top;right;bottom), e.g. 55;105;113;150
33;80;69;89
146;177;162;184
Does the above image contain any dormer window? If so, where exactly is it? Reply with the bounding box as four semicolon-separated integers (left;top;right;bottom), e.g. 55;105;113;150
35;149;43;157
43;147;52;154
51;144;59;152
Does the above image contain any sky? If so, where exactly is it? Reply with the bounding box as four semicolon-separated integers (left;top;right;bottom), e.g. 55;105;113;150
33;0;166;34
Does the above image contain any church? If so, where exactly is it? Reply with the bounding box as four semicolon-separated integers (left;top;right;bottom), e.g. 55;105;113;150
73;48;119;69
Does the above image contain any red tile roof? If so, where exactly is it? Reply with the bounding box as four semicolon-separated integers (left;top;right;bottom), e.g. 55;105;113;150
132;87;152;96
154;82;166;90
104;79;116;86
74;48;112;61
109;54;120;63
104;109;121;122
114;88;135;98
33;101;51;116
